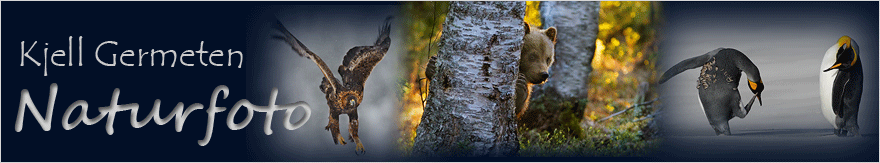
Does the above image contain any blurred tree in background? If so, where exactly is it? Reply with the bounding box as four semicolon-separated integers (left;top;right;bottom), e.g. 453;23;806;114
588;1;659;123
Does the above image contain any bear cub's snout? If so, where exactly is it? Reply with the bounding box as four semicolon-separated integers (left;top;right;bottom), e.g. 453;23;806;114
538;72;550;83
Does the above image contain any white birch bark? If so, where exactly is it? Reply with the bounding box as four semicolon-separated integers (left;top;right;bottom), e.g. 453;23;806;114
413;1;525;157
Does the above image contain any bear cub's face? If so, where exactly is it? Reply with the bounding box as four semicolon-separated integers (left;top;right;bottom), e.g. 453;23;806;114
520;23;557;84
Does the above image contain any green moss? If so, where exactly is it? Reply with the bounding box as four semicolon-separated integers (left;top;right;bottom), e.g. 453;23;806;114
519;126;659;157
518;96;587;137
518;97;659;157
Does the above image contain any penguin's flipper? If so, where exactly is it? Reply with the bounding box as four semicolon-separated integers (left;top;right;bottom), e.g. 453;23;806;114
832;72;862;118
658;50;718;84
831;76;849;117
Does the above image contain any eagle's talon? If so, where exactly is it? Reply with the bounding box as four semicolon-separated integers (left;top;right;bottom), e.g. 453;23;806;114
337;135;347;145
355;143;366;155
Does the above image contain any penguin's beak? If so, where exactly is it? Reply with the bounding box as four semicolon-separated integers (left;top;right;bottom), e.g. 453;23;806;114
823;63;842;72
756;93;762;106
748;80;764;106
822;63;841;72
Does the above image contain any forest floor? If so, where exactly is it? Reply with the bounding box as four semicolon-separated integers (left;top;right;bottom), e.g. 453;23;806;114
518;57;661;157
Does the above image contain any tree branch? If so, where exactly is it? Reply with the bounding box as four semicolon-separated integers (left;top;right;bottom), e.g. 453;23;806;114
597;97;659;122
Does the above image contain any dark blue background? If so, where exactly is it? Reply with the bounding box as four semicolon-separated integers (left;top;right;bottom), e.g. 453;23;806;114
2;2;405;162
3;1;300;162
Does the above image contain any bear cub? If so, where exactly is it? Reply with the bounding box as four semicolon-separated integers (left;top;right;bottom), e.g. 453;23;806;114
516;22;556;119
423;22;556;120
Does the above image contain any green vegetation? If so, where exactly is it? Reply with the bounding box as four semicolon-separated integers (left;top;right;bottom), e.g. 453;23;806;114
518;95;660;157
519;126;659;157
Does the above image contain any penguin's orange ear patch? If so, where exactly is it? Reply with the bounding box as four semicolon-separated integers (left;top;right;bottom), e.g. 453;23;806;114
850;48;858;67
838;36;852;48
748;80;758;90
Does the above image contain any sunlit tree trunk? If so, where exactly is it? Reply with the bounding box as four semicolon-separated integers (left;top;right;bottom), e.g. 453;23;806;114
413;1;524;157
531;1;600;100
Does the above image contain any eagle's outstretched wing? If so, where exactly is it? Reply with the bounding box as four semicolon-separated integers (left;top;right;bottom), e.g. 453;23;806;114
273;20;339;93
338;16;393;89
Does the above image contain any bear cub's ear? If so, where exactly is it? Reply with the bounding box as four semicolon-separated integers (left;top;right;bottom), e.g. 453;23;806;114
544;27;557;43
524;22;532;34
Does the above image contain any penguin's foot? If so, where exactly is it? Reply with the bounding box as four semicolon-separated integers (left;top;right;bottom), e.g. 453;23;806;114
712;129;732;136
711;122;732;136
847;126;861;137
834;126;861;137
851;132;862;137
835;128;848;137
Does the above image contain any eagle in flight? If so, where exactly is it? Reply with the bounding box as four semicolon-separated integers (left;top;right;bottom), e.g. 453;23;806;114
273;16;392;155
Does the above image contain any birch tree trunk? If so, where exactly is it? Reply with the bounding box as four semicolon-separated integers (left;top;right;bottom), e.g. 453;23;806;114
413;1;524;157
531;1;599;100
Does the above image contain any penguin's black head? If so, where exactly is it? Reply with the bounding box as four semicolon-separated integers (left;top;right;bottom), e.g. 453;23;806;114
748;79;764;106
824;36;859;72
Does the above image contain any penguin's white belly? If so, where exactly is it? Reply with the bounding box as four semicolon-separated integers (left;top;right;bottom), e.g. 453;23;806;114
820;47;839;129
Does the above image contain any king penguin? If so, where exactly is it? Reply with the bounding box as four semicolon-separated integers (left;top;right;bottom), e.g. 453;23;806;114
820;35;862;137
659;48;763;135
